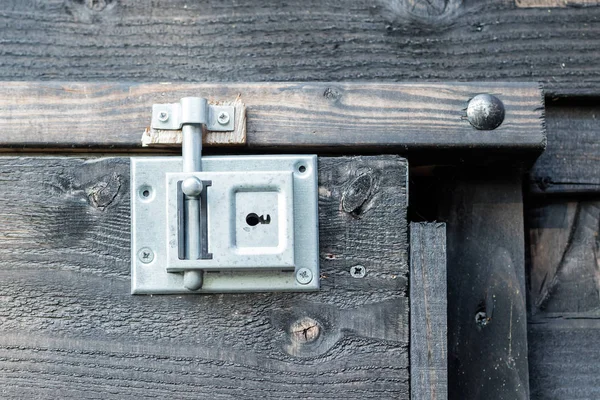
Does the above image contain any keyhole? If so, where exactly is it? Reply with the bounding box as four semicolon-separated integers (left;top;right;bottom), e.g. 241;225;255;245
246;213;271;226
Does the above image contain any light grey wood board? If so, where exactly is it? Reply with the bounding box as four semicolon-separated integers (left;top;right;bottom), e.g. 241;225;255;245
0;82;545;155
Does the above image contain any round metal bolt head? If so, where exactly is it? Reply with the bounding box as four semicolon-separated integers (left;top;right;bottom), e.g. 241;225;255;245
466;94;505;130
158;111;169;122
184;270;204;291
296;268;313;285
181;177;203;198
350;265;366;278
138;247;154;264
217;111;230;125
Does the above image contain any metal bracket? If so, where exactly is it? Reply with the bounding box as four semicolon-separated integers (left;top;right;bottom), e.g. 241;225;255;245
131;96;319;294
151;98;235;132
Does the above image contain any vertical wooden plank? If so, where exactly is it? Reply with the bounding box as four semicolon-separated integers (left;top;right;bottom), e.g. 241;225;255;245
440;176;530;399
410;222;448;400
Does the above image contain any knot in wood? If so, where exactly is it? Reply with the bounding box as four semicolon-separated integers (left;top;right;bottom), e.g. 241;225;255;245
85;0;110;11
289;317;320;344
342;173;373;215
323;87;342;101
380;0;464;26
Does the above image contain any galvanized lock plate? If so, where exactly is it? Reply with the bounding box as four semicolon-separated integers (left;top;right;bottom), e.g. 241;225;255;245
131;155;319;294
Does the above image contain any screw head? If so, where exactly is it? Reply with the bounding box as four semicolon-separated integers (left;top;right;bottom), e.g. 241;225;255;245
217;111;230;125
466;94;505;130
138;247;154;264
296;268;313;285
350;265;366;278
181;177;203;198
158;111;169;122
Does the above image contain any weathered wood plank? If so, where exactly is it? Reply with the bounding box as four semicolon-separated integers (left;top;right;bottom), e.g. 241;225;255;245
528;317;600;400
529;98;600;194
410;222;447;400
0;82;545;154
0;155;409;399
526;198;600;398
517;0;600;7
0;0;599;94
439;176;529;399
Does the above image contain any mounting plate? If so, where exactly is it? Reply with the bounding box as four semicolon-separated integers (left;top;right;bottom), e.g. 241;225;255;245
131;155;319;294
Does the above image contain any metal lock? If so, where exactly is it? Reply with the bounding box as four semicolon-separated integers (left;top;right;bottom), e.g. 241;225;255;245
131;97;319;294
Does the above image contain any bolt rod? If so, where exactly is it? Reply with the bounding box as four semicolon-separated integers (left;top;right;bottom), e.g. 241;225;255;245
182;124;204;290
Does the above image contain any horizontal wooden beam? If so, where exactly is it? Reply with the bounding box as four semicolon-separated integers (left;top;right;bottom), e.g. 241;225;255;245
0;0;599;95
0;82;545;156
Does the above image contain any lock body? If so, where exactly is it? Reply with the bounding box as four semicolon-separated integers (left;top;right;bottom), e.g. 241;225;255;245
131;155;319;294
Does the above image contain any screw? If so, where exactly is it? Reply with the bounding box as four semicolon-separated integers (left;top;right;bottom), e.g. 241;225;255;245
466;94;505;130
217;111;230;125
350;265;366;278
296;268;313;285
475;311;490;327
158;111;169;122
138;247;154;264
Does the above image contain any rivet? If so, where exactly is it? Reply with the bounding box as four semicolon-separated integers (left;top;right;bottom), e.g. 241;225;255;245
217;111;230;125
296;268;313;285
350;265;366;278
138;247;154;264
466;94;505;130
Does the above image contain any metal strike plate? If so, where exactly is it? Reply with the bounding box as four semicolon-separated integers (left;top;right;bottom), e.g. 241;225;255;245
151;101;235;132
131;155;319;294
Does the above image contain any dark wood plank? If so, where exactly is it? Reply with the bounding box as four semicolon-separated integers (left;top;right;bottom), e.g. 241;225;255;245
439;175;530;399
0;0;599;93
529;317;600;400
0;82;545;155
526;199;600;398
410;222;447;400
0;155;409;399
529;97;600;194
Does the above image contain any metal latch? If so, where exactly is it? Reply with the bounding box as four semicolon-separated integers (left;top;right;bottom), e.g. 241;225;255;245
131;97;319;294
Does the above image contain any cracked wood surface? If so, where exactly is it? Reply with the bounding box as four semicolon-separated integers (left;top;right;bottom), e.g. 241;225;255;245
0;155;409;399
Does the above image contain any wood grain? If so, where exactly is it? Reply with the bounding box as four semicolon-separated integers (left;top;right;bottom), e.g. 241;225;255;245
410;222;447;400
0;155;409;399
529;98;600;194
527;199;600;399
0;82;545;154
0;0;598;94
517;0;600;7
440;175;529;399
